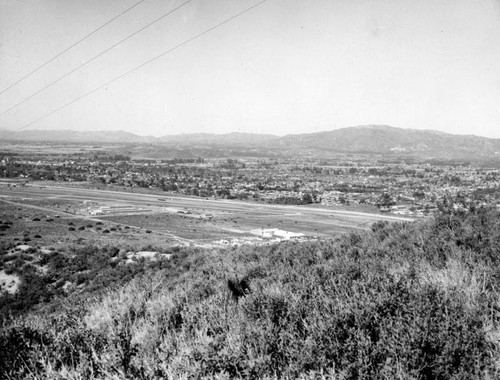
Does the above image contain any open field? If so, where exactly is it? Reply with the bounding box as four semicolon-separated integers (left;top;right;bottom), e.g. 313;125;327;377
0;199;181;250
0;182;413;246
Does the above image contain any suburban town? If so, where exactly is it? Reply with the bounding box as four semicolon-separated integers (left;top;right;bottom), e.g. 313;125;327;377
2;147;500;218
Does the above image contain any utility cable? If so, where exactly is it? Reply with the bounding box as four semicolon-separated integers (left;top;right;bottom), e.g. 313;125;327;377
0;0;146;97
8;0;268;134
0;0;193;118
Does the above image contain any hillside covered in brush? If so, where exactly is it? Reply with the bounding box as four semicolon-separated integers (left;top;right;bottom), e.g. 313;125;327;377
2;204;500;379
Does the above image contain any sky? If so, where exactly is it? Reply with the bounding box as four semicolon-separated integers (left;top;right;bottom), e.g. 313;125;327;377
0;0;499;138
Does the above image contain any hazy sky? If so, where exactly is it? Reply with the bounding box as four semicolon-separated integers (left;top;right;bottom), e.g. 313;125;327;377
0;0;499;137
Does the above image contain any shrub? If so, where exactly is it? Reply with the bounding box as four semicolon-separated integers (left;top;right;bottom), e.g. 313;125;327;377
19;254;34;262
106;246;120;258
2;207;500;378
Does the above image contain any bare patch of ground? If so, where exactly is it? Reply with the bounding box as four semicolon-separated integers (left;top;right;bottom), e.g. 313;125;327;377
0;270;20;294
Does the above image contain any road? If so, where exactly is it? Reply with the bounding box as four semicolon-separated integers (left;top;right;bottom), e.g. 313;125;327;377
0;183;414;239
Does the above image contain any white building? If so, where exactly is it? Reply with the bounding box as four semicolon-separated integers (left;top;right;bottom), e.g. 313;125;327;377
250;228;304;241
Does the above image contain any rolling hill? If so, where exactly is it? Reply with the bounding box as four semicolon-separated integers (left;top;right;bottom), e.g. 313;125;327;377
0;129;156;143
278;125;500;159
2;125;500;160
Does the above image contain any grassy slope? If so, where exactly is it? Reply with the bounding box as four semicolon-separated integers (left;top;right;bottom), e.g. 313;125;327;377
2;205;500;379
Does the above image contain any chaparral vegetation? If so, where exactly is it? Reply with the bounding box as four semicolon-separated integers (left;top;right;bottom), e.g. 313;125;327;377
1;202;500;379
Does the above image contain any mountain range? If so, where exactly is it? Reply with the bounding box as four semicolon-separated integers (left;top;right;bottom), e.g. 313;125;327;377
1;125;500;161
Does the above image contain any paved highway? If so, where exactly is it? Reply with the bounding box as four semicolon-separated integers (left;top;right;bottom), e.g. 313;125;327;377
0;183;413;220
0;183;414;239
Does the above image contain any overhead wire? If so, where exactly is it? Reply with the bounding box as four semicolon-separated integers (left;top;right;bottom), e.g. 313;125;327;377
7;0;268;134
0;0;147;97
0;0;193;118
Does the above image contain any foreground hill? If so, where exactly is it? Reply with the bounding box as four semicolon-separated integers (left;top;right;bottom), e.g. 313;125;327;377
2;125;500;160
2;204;500;379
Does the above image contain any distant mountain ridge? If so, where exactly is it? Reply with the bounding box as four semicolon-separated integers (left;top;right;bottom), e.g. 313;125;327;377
0;129;156;143
159;132;278;146
2;125;500;160
279;125;500;159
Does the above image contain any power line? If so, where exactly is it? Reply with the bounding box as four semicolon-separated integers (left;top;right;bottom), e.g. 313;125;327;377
7;0;269;135
0;0;193;118
0;0;147;97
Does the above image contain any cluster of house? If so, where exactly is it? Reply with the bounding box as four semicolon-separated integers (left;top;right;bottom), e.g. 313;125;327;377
378;204;437;216
214;228;306;247
4;153;500;216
